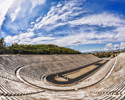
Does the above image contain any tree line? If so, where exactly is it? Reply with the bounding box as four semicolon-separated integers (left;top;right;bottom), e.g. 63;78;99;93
92;50;125;58
0;38;5;54
0;38;81;54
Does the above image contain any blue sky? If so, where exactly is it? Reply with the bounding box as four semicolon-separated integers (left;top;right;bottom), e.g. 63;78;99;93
0;0;125;52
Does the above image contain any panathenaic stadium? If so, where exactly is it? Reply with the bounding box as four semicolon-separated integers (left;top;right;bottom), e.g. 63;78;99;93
0;53;125;100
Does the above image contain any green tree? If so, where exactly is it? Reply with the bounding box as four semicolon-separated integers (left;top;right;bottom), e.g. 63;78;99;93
0;38;4;46
6;44;81;54
0;38;5;54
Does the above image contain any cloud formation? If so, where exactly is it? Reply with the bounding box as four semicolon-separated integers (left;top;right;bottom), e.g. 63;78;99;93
33;0;85;31
104;42;125;51
0;0;47;28
69;13;125;27
5;32;55;44
0;0;15;27
10;7;21;22
1;0;125;52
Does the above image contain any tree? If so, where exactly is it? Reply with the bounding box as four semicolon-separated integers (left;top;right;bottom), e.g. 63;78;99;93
7;44;81;54
0;38;5;54
0;38;4;46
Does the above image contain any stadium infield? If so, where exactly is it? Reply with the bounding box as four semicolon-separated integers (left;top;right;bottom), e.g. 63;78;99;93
46;60;108;86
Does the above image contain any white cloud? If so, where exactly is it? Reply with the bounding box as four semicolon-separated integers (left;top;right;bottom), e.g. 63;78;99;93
0;0;26;30
69;12;125;27
10;7;21;22
81;42;125;53
6;27;119;46
5;25;125;48
19;32;34;39
104;43;113;51
32;37;55;44
31;22;35;25
1;0;125;50
0;0;15;28
0;0;47;29
50;31;118;46
36;16;42;22
30;0;47;12
5;32;35;44
81;49;103;53
32;6;125;33
5;32;55;44
5;35;19;44
120;42;125;49
104;42;125;51
33;0;85;31
114;27;125;41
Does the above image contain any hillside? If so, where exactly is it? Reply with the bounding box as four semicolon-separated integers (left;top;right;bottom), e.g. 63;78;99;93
1;44;81;54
